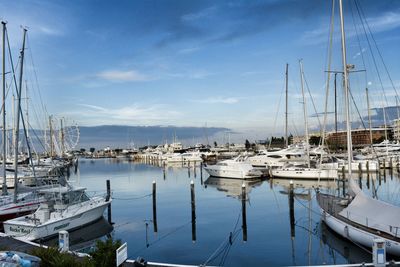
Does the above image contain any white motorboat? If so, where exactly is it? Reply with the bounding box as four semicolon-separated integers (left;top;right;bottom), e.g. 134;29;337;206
204;156;263;179
3;186;110;241
247;147;307;169
164;151;203;163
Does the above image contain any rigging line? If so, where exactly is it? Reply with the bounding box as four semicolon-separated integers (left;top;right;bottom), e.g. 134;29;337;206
352;0;390;112
26;35;47;116
354;0;399;100
319;0;335;165
268;82;285;149
348;83;379;159
302;72;322;134
349;0;368;86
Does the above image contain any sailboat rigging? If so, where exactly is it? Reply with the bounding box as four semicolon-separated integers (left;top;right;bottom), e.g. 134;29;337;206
317;0;400;256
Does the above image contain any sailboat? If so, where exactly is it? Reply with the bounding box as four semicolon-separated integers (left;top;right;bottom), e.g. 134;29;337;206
0;24;44;220
270;61;338;180
317;0;400;255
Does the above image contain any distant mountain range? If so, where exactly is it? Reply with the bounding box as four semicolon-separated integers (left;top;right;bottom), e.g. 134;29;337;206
78;125;230;149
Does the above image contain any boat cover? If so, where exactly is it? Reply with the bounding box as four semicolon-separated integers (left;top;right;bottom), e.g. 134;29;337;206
339;187;400;237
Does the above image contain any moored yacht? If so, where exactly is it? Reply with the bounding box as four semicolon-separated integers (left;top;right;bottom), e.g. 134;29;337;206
204;156;263;179
3;186;110;241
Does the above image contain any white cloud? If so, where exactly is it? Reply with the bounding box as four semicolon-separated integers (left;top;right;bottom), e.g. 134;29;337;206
300;11;400;46
181;6;217;22
195;97;239;104
96;70;148;82
64;103;182;126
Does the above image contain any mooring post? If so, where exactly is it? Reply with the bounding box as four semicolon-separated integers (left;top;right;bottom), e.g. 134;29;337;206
200;162;203;179
358;163;362;189
193;162;196;178
106;179;112;224
289;180;295;239
342;166;345;196
242;183;247;242
188;161;191;177
191;180;196;242
152;181;158;233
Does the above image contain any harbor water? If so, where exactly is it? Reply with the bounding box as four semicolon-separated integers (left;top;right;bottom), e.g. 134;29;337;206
62;158;400;266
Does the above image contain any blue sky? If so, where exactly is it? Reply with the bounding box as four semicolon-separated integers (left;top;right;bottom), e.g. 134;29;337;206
1;0;400;139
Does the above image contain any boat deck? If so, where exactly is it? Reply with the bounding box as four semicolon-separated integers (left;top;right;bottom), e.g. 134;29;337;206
0;233;43;253
316;192;348;216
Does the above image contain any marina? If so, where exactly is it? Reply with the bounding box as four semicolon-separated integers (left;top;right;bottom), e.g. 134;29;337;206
0;0;400;265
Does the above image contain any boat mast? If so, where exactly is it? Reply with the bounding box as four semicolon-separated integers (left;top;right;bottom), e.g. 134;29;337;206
299;60;310;168
1;21;7;195
334;73;338;134
285;63;289;148
13;28;27;203
366;88;373;145
339;0;353;177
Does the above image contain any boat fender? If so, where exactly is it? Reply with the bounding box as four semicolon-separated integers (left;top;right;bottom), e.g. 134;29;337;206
134;257;147;266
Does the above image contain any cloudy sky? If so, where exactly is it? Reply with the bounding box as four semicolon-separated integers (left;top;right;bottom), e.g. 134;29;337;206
1;0;400;137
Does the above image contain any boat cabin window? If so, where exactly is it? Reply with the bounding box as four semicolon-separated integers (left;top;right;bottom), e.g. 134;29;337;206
62;190;90;205
267;155;282;159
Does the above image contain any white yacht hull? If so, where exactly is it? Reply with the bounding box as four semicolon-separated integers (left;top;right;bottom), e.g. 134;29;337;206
4;199;109;241
321;208;400;255
271;168;337;179
204;167;261;179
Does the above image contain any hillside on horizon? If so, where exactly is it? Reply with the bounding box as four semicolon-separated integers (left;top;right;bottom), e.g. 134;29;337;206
78;125;230;149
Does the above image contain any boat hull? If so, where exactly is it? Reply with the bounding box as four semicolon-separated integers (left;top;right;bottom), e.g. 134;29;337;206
271;168;337;179
321;207;400;255
204;167;261;179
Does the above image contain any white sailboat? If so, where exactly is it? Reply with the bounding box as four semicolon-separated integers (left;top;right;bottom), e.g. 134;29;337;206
317;0;400;255
270;61;338;180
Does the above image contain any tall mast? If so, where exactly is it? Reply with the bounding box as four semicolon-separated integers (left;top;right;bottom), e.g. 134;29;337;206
285;63;289;147
13;28;27;203
339;0;352;177
366;88;373;145
1;21;7;195
299;60;310;168
334;73;338;134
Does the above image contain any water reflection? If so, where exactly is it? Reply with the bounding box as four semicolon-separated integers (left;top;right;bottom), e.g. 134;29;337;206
42;218;113;252
204;177;263;199
320;221;371;264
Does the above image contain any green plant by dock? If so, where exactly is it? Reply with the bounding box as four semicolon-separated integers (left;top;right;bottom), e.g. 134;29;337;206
31;237;122;267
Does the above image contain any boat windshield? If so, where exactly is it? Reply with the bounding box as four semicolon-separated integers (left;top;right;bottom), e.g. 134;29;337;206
61;190;90;205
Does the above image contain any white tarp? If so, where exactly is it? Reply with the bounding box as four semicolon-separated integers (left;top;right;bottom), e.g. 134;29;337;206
339;189;400;237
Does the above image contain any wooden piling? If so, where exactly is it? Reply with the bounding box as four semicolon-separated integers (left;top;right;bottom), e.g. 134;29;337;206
106;180;112;224
191;180;196;242
341;166;345;196
200;162;203;179
193;162;196;178
358;163;362;189
152;181;158;233
241;183;247;242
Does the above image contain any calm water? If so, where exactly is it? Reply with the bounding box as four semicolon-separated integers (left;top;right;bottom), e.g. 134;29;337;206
63;158;400;266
